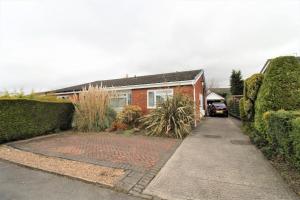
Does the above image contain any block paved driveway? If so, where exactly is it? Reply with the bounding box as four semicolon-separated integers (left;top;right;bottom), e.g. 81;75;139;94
144;117;300;200
9;132;180;196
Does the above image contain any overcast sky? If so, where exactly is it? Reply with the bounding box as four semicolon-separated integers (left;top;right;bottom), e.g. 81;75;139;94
0;0;299;93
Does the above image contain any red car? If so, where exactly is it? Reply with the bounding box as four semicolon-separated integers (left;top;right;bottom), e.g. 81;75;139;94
208;102;228;117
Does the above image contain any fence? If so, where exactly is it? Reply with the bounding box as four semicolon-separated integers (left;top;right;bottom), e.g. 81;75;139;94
227;95;242;119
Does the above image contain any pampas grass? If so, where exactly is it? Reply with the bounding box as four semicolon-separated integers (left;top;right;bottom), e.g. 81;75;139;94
71;85;116;132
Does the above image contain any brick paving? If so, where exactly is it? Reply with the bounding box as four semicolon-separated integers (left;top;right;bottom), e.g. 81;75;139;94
9;132;180;199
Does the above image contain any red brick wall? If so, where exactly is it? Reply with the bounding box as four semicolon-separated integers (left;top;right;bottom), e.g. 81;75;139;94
174;86;193;99
131;89;148;114
131;83;204;115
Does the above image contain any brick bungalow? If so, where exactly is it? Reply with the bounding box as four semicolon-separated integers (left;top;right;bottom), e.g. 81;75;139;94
48;69;206;124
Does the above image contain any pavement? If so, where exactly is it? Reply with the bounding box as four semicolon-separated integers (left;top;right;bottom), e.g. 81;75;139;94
0;160;142;200
144;117;300;200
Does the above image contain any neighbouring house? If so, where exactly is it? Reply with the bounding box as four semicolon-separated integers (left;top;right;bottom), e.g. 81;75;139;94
46;69;206;123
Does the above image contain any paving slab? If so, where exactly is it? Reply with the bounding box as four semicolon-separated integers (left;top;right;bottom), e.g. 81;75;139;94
144;117;300;200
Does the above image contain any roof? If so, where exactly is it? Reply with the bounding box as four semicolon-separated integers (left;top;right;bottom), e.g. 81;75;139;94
51;69;203;93
260;56;300;73
206;92;225;101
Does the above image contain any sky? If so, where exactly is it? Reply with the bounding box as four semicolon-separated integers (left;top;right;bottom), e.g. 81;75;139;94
0;0;299;93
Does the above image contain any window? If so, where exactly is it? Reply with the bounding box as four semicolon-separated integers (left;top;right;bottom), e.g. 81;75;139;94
110;92;131;111
147;89;173;108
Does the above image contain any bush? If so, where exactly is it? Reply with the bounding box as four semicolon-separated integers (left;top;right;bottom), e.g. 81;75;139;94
244;74;264;101
0;99;74;143
255;56;300;133
111;121;128;131
243;73;264;121
71;85;116;132
116;105;142;128
291;118;300;168
141;94;194;139
264;110;299;158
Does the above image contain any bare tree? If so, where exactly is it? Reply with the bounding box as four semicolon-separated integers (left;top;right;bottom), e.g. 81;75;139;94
207;78;220;89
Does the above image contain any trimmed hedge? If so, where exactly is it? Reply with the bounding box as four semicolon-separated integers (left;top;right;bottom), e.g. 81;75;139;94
263;110;300;166
255;56;300;134
292;118;300;168
243;73;264;121
0;99;74;143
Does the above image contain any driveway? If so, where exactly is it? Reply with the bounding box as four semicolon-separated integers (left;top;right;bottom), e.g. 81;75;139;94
0;160;142;200
6;132;180;197
144;117;299;200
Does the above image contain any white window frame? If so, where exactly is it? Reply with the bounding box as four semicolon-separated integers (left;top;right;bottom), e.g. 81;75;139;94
147;88;174;109
110;92;131;111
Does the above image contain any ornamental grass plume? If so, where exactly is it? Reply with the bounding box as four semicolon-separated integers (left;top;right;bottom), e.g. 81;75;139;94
71;85;116;132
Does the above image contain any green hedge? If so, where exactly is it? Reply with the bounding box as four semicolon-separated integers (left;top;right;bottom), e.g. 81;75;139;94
263;110;300;166
291;118;300;168
243;73;264;121
0;99;74;143
255;56;300;134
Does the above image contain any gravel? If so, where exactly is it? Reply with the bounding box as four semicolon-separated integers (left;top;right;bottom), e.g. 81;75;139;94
0;145;125;187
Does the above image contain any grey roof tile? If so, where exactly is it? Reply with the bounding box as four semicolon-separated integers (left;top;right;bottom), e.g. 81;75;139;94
51;69;203;93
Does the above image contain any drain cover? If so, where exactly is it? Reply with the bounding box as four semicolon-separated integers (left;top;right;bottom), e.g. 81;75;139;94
230;140;251;145
203;135;221;138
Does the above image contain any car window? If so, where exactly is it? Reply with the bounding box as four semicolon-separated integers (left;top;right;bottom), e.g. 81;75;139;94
212;103;226;108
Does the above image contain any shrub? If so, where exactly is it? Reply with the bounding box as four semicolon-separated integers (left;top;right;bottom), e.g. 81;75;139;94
291;118;300;168
263;110;297;158
111;121;128;131
243;73;264;121
0;99;74;143
71;85;116;132
116;105;142;128
141;94;194;139
244;74;264;101
255;56;300;133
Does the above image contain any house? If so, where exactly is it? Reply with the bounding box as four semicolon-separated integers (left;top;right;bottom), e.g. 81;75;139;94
47;69;206;123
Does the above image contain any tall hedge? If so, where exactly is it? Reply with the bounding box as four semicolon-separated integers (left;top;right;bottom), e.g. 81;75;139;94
0;99;74;143
263;110;299;157
263;110;300;168
243;73;264;121
292;118;300;168
255;56;300;133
